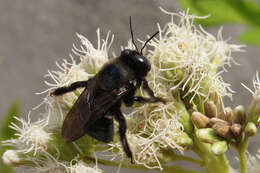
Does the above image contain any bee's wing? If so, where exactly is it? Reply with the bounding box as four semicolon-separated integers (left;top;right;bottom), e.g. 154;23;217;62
62;78;130;142
61;77;97;142
84;85;129;129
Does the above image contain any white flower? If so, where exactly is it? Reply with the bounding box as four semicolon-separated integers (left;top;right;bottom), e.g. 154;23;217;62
147;9;243;109
108;133;163;170
242;71;260;124
111;104;185;170
2;114;51;155
76;29;113;73
34;29;113;130
69;160;103;173
32;152;68;173
3;9;246;173
132;103;184;150
107;9;243;170
128;134;162;170
242;71;260;99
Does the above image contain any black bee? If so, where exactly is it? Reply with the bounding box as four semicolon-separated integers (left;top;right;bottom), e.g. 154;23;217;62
51;17;165;163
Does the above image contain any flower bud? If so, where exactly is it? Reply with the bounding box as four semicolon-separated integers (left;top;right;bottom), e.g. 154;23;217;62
2;150;21;166
178;132;193;148
245;122;257;137
204;101;217;118
209;118;230;127
247;92;260;126
191;111;210;128
211;141;228;155
212;122;234;139
233;105;246;124
230;123;242;137
196;128;222;144
218;107;233;123
178;107;194;134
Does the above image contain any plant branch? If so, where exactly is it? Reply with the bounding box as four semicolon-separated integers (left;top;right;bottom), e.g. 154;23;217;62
164;165;206;173
237;137;248;173
83;155;205;173
160;149;203;165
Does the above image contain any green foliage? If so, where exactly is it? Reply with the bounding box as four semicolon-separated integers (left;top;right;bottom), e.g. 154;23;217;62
239;28;260;45
49;133;96;162
0;101;20;173
179;0;260;45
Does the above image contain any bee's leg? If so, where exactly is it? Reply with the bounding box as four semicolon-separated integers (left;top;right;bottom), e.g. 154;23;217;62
123;81;137;106
142;78;155;97
123;81;165;106
133;96;165;103
113;108;134;163
51;81;88;96
141;79;166;104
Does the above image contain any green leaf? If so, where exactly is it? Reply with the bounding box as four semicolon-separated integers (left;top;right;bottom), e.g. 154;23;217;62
0;101;20;173
239;28;260;45
179;0;260;45
49;132;96;162
180;0;260;26
0;101;20;141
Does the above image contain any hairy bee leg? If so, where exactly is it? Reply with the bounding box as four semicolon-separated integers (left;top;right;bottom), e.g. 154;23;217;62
142;78;155;97
114;108;134;163
142;79;166;104
123;81;137;106
51;81;89;96
133;96;165;103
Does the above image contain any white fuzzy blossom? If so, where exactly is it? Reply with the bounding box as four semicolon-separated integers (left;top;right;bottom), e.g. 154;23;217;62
242;71;260;124
109;9;242;170
147;8;243;109
69;160;103;173
35;29;114;130
32;152;68;173
1;30;112;172
31;153;103;173
2;114;51;155
242;71;260;98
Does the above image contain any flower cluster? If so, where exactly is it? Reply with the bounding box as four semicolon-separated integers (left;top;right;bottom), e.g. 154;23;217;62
2;114;51;155
2;29;113;173
2;10;245;173
148;9;243;109
108;9;243;170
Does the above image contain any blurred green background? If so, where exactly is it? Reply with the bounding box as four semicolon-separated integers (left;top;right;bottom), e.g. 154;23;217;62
0;0;259;172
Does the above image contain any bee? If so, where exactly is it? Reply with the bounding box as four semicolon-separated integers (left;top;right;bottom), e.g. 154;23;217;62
51;17;165;163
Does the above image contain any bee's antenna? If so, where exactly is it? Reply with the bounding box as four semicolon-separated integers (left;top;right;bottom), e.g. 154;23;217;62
140;31;159;55
129;16;139;53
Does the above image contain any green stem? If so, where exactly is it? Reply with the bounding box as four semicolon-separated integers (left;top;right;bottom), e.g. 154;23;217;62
191;134;230;173
237;138;248;173
161;149;203;165
173;154;203;165
180;95;230;173
164;165;205;173
84;155;205;173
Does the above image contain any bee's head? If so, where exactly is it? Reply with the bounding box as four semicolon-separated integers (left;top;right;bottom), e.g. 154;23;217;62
120;49;151;77
122;16;158;78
